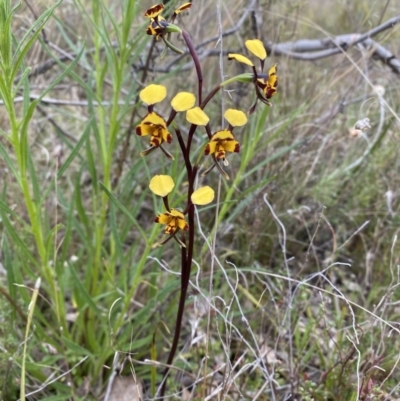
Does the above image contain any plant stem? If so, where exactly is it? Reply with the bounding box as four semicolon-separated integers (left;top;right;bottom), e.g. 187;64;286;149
201;84;221;109
182;30;202;105
160;164;199;399
160;244;188;398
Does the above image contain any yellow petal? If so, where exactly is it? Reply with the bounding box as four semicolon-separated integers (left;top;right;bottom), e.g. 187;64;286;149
144;4;164;18
144;111;167;127
156;212;172;224
149;175;174;197
170;209;185;219
140;84;167;105
191;186;215;205
174;2;192;14
205;140;216;155
265;64;278;99
210;130;240;155
136;121;152;137
136;112;166;137
268;63;277;78
228;53;254;67
171;92;196;112
223;139;240;153
245;39;267;60
212;130;235;141
224;109;247;127
177;219;188;231
186;107;209;126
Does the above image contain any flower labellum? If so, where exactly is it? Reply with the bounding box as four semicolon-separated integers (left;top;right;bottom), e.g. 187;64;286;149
263;64;278;99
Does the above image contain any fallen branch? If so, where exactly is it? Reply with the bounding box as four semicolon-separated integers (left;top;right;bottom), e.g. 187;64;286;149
263;14;400;74
136;14;400;75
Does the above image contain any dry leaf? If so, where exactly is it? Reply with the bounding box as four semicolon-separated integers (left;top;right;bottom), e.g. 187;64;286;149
105;375;143;401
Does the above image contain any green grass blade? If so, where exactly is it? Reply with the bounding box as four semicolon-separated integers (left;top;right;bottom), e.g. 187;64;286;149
57;118;93;179
12;1;62;82
69;263;100;313
99;182;149;245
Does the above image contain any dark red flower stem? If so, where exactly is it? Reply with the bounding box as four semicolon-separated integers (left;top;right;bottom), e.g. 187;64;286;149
162;196;171;213
182;161;199;215
185;123;197;172
185;164;197;282
161;168;196;393
166;109;177;126
200;84;221;109
182;30;202;105
160;242;188;397
205;123;213;140
160;164;198;400
187;165;198;206
160;30;222;401
174;127;190;172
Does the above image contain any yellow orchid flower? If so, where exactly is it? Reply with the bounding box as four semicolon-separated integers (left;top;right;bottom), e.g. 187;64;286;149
227;39;278;112
144;3;191;42
202;108;246;178
155;209;188;235
205;130;240;163
136;84;174;157
136;112;172;152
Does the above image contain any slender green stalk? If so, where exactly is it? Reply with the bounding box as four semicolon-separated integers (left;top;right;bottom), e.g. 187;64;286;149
90;0;108;300
0;1;64;325
20;278;40;401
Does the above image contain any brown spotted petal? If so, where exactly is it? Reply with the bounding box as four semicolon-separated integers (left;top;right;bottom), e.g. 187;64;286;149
264;64;278;99
174;2;192;15
144;4;164;18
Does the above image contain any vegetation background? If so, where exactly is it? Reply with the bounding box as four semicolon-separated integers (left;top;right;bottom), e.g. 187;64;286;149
0;0;400;400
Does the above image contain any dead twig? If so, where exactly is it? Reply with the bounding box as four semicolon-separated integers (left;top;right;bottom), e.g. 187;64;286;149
136;14;400;75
